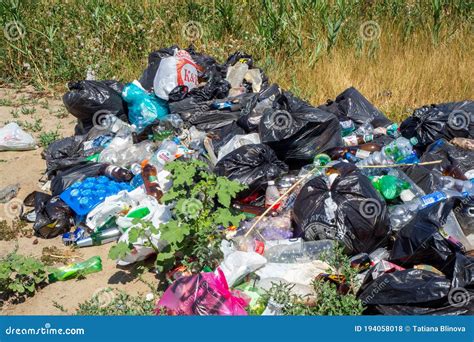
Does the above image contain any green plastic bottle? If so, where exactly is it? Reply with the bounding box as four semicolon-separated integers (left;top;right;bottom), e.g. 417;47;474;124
371;175;411;200
48;256;102;282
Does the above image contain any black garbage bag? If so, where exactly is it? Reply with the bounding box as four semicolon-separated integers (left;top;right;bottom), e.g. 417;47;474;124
186;78;231;102
214;144;288;196
24;191;73;239
422;139;474;175
358;269;474;315
400;101;474;149
50;162;106;196
207;121;246;155
63;80;128;134
318;87;392;128
139;46;177;91
42;135;85;176
389;201;460;277
292;164;390;254
238;84;281;133
259;91;342;166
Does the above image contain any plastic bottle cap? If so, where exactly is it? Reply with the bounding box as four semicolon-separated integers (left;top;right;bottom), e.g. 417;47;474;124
409;137;418;145
140;159;149;168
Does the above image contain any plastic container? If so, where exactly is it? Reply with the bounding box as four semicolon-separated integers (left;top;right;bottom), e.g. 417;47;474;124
264;239;335;263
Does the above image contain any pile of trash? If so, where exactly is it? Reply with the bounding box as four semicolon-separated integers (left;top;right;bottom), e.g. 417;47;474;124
4;45;474;315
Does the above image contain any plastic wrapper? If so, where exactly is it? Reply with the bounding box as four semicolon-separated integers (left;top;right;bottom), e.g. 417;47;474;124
219;251;267;287
400;101;474;149
156;268;249;315
255;260;329;286
214;144;288;197
293;165;390;255
259;91;342;166
50;162;106;196
217;133;260;161
0;122;35;151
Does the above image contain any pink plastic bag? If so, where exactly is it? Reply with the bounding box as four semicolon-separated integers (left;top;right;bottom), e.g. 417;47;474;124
156;268;249;315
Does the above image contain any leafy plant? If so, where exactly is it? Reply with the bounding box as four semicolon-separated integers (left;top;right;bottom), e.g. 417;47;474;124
258;244;364;315
0;251;48;300
76;289;157;315
109;159;246;275
39;130;61;147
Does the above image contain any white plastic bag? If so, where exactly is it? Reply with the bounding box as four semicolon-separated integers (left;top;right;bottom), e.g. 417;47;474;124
153;49;200;101
0;122;36;151
217;133;260;161
255;260;330;286
220;250;267;287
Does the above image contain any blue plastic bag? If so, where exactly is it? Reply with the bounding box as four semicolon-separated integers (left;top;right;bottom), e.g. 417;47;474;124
122;81;168;132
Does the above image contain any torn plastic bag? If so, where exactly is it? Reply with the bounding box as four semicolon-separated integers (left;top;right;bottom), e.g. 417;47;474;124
214;144;288;197
318;87;392;128
219;251;267;287
238;84;281;132
62;80;128;133
400;101;474;149
0;122;35;151
293;164;390;255
156;268;249;316
255;260;330;286
24;191;73;239
259;91;342;165
207;122;246;154
217;133;260;161
50;162;106;196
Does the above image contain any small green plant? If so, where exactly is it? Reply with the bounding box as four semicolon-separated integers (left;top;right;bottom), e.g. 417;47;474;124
10;109;19;118
39;130;61;147
76;289;157;315
0;251;48;300
0;219;32;241
0;98;14;106
18;118;43;132
109;159;246;275
20;107;36;116
258;244;364;316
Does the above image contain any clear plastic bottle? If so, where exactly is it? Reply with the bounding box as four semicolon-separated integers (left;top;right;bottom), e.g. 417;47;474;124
265;180;281;209
389;189;471;229
357;136;418;169
150;140;178;170
264;239;335;263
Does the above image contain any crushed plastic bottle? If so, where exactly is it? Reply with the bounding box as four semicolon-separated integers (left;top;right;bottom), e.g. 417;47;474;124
48;256;102;282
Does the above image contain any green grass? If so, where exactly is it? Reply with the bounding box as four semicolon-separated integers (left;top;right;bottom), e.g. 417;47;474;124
39;130;61;147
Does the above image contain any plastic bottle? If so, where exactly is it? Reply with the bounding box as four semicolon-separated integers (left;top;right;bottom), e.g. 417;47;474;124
141;160;163;201
371;175;411;200
326;143;382;160
76;228;121;247
389;189;471;229
343;134;374;147
339;120;355;136
442;165;468;180
264;239;335;263
99;164;133;182
354;122;374;136
356;136;419;169
48;256;102;282
150;140;178;170
265;180;281;209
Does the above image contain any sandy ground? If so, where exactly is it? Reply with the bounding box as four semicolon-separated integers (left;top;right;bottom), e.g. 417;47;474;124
0;87;157;315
